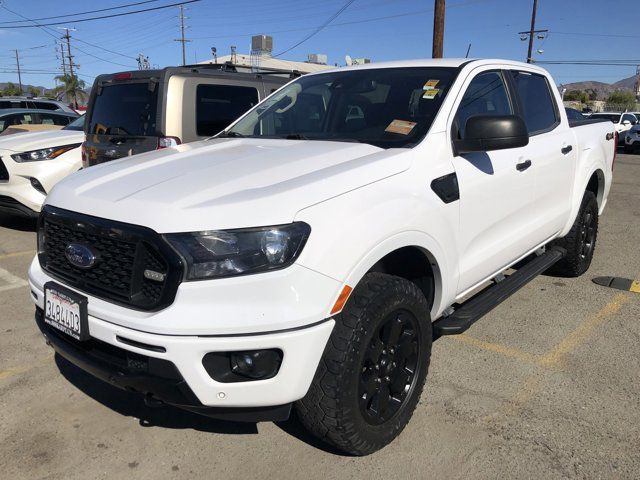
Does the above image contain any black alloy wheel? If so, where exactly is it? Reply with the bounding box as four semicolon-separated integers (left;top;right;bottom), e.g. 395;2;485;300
359;309;420;425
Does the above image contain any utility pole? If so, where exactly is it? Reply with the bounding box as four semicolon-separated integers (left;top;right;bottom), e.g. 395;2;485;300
432;0;445;58
14;49;23;95
174;5;191;66
61;28;78;108
60;42;67;76
526;0;538;63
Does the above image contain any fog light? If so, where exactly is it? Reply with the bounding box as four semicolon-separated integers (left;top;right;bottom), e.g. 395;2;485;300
30;177;47;195
231;350;281;379
202;349;283;383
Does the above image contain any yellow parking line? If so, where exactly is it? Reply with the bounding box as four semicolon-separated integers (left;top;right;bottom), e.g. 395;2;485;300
451;334;539;365
539;292;630;369
0;250;35;260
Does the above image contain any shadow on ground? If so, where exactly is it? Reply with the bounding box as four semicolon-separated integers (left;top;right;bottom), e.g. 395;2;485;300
54;354;258;435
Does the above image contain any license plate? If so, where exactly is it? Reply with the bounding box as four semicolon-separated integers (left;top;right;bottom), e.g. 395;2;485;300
44;282;89;341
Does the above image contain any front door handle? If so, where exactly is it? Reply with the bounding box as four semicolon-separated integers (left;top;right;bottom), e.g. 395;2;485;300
516;159;532;171
561;145;573;155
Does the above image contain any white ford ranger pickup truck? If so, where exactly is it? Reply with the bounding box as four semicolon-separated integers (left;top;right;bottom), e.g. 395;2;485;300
28;59;615;455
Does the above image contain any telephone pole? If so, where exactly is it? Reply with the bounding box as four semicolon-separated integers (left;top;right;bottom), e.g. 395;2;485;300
526;0;538;63
61;28;78;108
60;42;67;76
174;5;191;66
432;0;445;58
14;49;23;95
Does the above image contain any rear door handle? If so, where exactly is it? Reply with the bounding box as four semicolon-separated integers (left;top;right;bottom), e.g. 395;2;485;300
516;159;532;171
561;145;573;155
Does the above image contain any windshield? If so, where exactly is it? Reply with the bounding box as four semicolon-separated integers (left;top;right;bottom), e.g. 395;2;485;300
226;67;457;149
88;81;157;136
591;113;621;123
63;114;85;131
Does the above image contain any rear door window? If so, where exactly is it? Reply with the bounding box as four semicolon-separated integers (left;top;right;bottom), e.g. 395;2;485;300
89;82;158;136
196;84;259;136
510;71;559;134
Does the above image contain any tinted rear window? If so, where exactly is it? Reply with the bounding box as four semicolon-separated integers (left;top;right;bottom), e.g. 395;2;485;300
591;113;621;123
34;102;59;111
196;84;259;136
89;82;157;136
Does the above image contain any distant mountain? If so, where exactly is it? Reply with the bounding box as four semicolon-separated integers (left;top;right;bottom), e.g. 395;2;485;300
0;82;53;96
613;74;637;90
562;74;637;100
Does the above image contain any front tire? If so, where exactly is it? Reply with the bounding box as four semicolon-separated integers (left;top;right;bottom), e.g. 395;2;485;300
548;190;599;277
295;273;432;456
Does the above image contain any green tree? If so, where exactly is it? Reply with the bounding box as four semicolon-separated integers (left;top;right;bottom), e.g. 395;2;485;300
564;89;588;103
1;82;21;96
607;90;636;109
53;74;87;108
27;86;40;97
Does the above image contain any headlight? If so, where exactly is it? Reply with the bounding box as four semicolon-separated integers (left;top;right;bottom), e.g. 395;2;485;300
11;143;81;162
164;222;311;280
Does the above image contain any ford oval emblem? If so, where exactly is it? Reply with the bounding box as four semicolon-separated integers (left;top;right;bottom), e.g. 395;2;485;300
64;243;98;269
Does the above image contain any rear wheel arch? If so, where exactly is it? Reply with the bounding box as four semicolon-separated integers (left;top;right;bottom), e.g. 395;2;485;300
586;169;604;208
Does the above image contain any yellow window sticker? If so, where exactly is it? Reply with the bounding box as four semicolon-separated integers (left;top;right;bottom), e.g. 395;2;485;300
422;88;439;99
385;119;417;135
423;79;439;90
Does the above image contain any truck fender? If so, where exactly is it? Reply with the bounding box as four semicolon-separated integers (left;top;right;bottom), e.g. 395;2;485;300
338;231;452;321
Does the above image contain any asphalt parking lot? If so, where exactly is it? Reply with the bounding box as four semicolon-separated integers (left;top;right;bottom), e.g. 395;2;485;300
0;153;638;480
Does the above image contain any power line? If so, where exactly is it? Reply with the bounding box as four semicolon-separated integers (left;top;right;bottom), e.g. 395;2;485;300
273;0;357;57
193;0;494;40
0;0;202;29
0;0;163;25
73;37;136;60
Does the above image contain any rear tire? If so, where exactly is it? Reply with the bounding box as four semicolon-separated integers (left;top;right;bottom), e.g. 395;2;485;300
548;190;598;277
295;273;432;456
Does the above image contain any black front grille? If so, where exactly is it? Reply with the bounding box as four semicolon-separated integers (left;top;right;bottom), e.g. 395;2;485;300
39;206;183;311
0;158;8;181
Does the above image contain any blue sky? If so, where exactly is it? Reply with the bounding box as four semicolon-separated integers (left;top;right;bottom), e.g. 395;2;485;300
0;0;637;90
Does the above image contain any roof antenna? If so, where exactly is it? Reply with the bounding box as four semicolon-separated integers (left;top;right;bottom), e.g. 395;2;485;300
465;43;472;58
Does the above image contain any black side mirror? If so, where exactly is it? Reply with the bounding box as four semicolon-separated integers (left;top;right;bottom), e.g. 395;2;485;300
454;115;529;155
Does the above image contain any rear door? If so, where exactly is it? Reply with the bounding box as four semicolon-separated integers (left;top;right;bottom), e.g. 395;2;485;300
508;70;576;239
448;69;537;294
84;80;159;166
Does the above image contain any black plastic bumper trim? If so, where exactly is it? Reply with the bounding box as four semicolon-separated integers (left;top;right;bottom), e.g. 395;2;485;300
35;308;292;422
0;195;38;219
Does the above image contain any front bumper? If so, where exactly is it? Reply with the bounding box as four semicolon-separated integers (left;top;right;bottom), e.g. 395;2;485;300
29;257;337;409
624;135;640;149
0;194;39;219
35;308;299;421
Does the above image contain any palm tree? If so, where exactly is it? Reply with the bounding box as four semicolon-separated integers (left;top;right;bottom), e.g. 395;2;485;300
53;74;87;109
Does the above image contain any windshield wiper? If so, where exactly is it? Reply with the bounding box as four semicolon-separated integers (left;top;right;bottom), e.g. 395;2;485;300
219;131;245;138
281;133;309;140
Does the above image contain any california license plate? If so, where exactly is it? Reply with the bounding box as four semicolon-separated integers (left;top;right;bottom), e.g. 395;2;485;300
44;282;89;341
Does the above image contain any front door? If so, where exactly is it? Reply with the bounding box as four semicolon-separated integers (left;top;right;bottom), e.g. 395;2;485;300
449;69;537;294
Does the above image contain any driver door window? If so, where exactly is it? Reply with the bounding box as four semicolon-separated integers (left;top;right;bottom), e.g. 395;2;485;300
454;71;513;139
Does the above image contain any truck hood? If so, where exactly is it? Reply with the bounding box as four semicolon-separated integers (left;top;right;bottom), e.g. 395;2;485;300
0;129;83;153
46;138;411;232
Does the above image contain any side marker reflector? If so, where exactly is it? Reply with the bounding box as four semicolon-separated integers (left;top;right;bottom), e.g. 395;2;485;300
330;285;353;315
592;276;640;294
